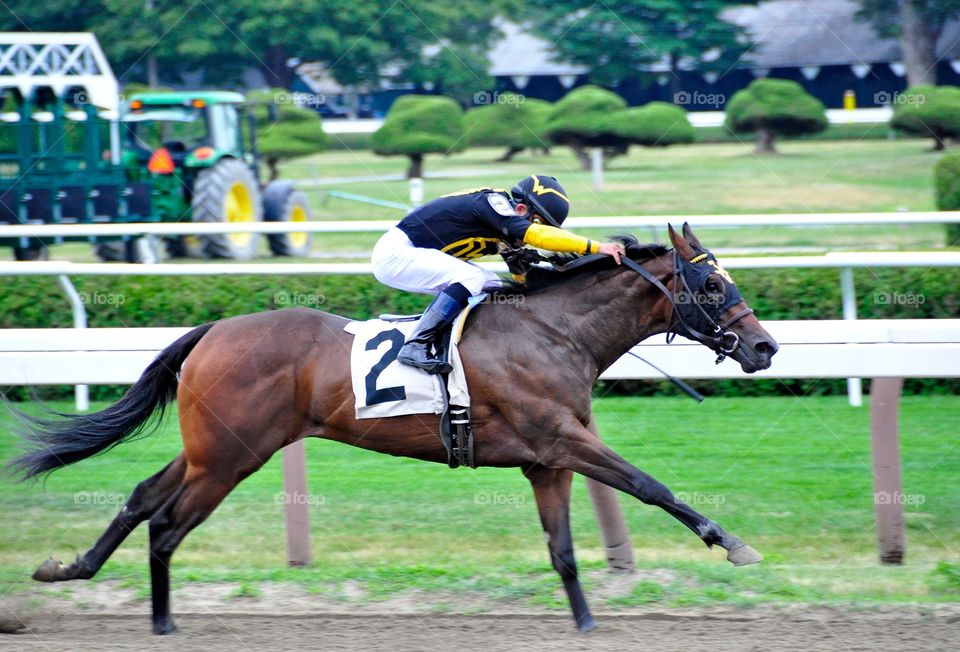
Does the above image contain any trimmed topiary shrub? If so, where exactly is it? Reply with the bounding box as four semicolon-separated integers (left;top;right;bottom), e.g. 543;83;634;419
545;85;628;169
891;85;960;151
604;102;695;147
370;95;465;178
934;151;960;246
464;95;552;161
725;78;828;153
246;89;329;181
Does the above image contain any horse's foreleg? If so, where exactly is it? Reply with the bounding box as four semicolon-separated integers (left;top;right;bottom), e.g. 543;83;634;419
33;455;187;583
524;464;596;632
550;427;761;565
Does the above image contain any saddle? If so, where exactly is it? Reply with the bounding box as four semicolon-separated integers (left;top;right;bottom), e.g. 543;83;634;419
379;300;481;469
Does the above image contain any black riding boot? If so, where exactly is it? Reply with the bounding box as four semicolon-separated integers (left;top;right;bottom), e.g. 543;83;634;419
398;283;472;375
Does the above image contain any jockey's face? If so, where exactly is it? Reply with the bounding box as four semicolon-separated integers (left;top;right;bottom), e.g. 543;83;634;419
515;203;544;224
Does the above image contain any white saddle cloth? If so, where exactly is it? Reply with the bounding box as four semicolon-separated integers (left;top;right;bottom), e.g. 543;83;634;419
343;305;473;419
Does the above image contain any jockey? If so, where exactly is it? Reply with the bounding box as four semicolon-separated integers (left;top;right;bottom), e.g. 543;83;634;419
372;174;625;374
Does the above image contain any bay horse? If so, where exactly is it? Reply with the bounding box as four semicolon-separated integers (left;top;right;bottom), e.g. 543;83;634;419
7;224;778;634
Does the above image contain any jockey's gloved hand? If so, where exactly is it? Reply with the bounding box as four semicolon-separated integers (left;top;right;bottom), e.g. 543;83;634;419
500;245;542;276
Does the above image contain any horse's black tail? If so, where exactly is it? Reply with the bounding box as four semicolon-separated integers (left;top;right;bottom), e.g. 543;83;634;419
4;322;216;481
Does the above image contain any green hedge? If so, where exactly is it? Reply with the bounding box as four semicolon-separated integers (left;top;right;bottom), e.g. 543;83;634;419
725;78;828;137
464;96;552;149
2;267;956;400
934;152;960;246
370;95;465;156
891;85;960;149
604;102;695;146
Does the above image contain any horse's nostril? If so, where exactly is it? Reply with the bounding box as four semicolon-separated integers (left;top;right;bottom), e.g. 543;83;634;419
755;339;778;356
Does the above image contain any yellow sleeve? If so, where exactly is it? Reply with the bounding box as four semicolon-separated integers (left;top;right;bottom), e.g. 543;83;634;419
522;224;599;255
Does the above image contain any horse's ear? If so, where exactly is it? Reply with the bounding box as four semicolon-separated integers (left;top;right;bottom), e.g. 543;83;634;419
681;222;704;250
668;224;695;259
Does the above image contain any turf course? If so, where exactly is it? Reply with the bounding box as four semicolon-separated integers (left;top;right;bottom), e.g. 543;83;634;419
1;395;957;608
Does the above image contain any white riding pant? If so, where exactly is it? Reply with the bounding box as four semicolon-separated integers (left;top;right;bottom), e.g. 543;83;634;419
371;227;501;296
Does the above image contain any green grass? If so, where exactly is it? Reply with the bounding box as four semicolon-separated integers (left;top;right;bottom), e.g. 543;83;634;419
1;395;957;609
39;138;954;263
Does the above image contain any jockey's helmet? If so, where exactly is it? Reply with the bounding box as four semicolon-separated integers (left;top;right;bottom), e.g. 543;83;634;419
511;175;570;227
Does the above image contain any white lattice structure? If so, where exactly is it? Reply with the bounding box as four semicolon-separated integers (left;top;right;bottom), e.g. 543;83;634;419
0;32;119;110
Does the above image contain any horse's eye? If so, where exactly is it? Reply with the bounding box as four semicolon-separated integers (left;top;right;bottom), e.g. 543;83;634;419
705;279;722;294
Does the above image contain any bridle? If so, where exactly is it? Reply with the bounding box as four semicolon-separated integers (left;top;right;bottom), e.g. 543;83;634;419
620;249;753;364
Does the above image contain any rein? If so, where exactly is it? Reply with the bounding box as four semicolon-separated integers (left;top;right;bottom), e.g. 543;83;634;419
620;250;752;364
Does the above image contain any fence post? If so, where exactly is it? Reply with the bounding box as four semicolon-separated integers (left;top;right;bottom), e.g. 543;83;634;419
840;267;862;406
870;377;905;564
56;275;89;412
282;439;312;566
586;419;634;572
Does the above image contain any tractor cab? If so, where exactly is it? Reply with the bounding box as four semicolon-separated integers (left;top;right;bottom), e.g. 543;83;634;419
120;92;254;176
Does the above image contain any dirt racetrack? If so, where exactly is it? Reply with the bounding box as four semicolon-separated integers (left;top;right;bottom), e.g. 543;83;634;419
3;606;958;651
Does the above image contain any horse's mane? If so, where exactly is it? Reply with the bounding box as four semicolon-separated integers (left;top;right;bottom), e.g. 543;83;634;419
493;234;671;297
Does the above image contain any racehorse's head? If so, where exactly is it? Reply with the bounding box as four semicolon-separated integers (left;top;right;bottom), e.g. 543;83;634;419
665;223;778;373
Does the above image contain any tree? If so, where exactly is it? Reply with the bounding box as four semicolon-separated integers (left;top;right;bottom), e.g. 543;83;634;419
370;95;466;178
855;0;960;87
1;1;503;92
524;0;756;96
604;102;695;148
890;85;960;151
724;79;827;154
544;85;628;169
464;95;553;161
247;89;330;180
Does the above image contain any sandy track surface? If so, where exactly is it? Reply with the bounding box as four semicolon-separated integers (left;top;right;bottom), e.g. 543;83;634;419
2;607;958;651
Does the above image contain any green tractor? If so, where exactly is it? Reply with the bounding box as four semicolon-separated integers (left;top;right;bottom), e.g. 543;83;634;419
0;34;313;262
105;91;312;260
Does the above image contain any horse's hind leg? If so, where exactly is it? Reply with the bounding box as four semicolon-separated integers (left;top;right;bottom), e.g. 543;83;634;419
33;455;187;583
147;468;244;635
524;464;596;633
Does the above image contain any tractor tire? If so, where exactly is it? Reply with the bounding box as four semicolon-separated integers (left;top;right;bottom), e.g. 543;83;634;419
264;180;313;257
191;158;262;259
13;245;49;261
163;235;206;259
93;241;127;262
164;236;189;258
94;238;160;263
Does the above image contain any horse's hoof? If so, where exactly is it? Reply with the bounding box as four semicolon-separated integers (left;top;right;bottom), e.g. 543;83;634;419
727;544;763;566
32;557;63;582
576;615;597;633
153;618;178;635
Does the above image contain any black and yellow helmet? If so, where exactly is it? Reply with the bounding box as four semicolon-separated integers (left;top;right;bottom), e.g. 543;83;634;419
511;175;570;227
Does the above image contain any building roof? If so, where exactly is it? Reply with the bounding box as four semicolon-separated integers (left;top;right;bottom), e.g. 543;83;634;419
487;19;588;77
725;0;960;68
